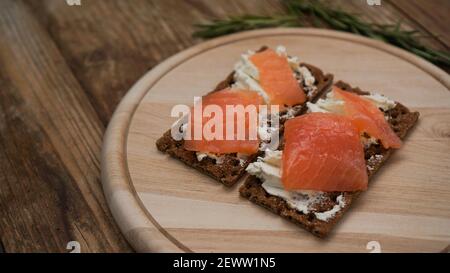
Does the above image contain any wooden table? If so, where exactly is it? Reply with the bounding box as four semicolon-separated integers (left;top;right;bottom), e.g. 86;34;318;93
0;0;448;253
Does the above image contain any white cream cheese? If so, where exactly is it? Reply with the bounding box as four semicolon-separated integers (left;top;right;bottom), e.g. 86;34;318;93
363;92;396;111
236;153;249;167
276;45;301;68
307;90;396;146
314;194;346;221
308;90;396;114
280;105;303;120
258;127;280;152
196;152;248;166
232;50;269;103
246;150;282;187
196;152;225;164
361;135;379;148
246;150;344;219
234;50;259;79
367;154;383;167
180;123;188;133
366;154;383;172
232;46;317;102
307;91;345;114
233;70;270;104
263;185;326;215
297;66;316;88
196;153;208;161
257;120;278;142
275;45;289;57
275;45;317;96
257;112;281;151
276;46;303;74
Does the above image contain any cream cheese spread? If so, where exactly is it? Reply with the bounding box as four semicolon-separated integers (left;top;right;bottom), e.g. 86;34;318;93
307;90;397;114
232;50;270;104
314;194;346;221
363;92;397;111
232;46;317;103
246;150;346;219
196;152;225;164
196;152;248;166
307;89;397;146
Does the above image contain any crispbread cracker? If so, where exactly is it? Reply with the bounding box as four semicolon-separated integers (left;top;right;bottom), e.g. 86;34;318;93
156;47;333;186
239;81;420;237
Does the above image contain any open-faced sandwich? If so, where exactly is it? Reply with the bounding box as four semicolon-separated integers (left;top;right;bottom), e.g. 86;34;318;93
156;46;333;186
239;81;419;237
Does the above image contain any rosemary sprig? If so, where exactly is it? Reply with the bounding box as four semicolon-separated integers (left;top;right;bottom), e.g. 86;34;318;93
193;15;299;39
193;0;450;67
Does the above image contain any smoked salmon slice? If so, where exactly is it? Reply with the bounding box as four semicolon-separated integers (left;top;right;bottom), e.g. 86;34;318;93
184;88;265;155
333;87;402;149
250;49;306;108
282;113;368;192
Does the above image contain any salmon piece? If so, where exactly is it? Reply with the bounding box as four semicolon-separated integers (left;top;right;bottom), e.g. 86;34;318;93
333;87;402;149
250;49;306;108
184;88;265;155
282;113;368;192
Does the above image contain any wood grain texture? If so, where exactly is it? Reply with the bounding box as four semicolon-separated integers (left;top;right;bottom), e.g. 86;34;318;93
24;0;450;126
25;0;285;126
388;0;450;51
288;0;450;53
102;28;450;252
0;0;131;252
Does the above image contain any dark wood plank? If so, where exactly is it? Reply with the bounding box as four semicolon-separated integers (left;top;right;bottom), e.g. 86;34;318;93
388;0;450;50
327;1;449;73
25;0;285;126
326;0;449;52
25;0;448;127
0;0;131;252
1;0;286;254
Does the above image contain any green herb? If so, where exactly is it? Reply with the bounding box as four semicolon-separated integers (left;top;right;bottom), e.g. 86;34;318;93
193;15;299;39
193;0;450;67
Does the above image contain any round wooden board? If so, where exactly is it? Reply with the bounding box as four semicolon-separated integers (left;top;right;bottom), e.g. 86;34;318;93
101;28;450;253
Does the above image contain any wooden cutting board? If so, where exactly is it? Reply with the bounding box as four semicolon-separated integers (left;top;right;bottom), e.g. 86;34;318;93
101;28;450;253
